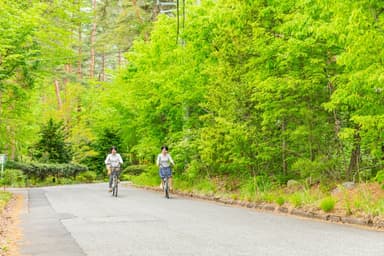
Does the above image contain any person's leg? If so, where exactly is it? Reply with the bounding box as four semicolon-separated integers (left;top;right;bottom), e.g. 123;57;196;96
159;168;165;189
108;171;113;192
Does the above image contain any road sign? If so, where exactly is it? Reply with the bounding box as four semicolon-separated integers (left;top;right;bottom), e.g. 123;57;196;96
0;154;6;179
0;154;6;164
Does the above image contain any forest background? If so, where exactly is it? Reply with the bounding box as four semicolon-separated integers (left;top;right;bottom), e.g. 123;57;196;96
0;0;384;216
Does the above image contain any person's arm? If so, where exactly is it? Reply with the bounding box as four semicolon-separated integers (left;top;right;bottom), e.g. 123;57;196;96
105;154;110;165
118;154;123;164
156;154;160;167
168;154;175;166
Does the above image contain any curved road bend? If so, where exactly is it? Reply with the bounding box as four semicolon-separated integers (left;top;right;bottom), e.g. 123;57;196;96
15;183;384;256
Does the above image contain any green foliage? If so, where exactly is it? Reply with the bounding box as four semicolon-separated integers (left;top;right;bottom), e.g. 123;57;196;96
292;157;341;183
130;165;160;187
0;192;12;213
77;171;97;183
374;170;384;189
6;160;87;180
319;197;336;213
288;190;317;208
1;169;26;187
2;0;384;201
81;128;124;175
275;196;285;206
123;165;147;176
32;119;72;163
193;179;217;195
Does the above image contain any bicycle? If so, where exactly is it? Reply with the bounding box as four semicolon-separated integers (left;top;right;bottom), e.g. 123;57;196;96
111;167;120;197
162;175;170;199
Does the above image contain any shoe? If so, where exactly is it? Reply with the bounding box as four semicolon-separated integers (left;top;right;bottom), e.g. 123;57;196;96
108;189;112;192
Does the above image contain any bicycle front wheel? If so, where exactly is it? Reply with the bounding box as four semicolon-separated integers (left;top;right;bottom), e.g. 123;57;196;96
164;178;169;199
112;176;118;197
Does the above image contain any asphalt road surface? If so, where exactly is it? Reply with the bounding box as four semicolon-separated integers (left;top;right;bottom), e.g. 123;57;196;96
17;183;383;256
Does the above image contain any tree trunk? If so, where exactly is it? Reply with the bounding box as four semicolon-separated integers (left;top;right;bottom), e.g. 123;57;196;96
78;24;83;80
100;50;105;81
132;0;143;22
347;128;361;180
63;64;70;101
90;0;97;79
327;80;347;177
54;79;62;110
118;50;122;70
281;119;287;175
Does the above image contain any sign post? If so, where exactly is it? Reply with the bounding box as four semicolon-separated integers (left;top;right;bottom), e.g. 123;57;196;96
0;154;6;179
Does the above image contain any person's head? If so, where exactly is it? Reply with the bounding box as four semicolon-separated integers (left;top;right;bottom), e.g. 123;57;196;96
161;145;168;154
110;146;117;154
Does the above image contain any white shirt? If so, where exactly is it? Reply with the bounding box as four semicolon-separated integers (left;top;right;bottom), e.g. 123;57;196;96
157;153;174;168
105;153;123;167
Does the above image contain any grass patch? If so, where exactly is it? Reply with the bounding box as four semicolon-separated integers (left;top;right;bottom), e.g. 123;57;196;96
275;196;285;206
319;197;336;212
0;191;12;213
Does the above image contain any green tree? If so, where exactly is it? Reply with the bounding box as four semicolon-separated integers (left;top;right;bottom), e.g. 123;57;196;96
33;119;72;163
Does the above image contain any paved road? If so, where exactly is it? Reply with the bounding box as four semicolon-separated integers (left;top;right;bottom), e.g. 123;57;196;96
16;183;383;256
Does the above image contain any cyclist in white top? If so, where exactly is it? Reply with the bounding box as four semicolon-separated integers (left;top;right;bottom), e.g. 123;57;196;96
105;146;123;192
157;145;175;191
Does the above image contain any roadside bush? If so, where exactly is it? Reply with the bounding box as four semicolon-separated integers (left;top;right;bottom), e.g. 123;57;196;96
193;179;217;195
292;157;340;183
120;173;131;181
6;161;87;180
1;169;26;187
130;165;159;186
0;192;12;213
374;170;384;189
57;177;75;185
275;196;285;206
288;190;316;208
123;165;147;176
320;197;336;212
77;171;97;183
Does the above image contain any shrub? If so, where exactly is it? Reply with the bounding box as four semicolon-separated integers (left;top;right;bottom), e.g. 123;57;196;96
194;179;217;195
0;192;12;213
275;196;285;206
288;190;316;208
6;161;87;180
130;165;159;186
292;157;340;183
57;177;74;185
320;197;336;212
374;170;384;189
123;165;147;176
120;173;131;181
289;193;304;207
77;171;97;183
1;169;26;187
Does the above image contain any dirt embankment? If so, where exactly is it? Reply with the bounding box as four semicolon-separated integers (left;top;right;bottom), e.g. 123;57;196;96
0;194;23;256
